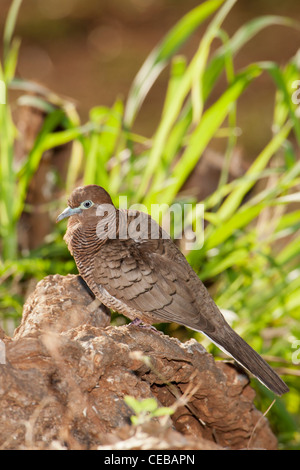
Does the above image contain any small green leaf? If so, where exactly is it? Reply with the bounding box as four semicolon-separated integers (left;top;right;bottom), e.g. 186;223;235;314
124;395;143;414
152;407;175;417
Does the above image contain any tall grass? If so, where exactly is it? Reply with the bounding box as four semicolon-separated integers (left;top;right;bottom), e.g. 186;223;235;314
1;0;300;448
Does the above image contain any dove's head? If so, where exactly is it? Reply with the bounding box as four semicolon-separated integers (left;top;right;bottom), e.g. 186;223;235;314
56;185;115;225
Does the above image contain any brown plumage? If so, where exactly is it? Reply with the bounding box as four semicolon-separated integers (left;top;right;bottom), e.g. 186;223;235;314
57;184;289;396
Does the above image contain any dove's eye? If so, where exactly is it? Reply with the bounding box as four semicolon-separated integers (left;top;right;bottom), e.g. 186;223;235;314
82;200;93;209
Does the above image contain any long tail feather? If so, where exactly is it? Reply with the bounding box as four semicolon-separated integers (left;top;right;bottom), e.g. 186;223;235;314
204;325;288;396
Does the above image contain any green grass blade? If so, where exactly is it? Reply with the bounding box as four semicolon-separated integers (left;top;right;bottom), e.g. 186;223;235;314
216;120;293;222
162;55;187;117
124;0;225;128
204;203;265;251
3;0;23;61
66;140;84;194
203;15;299;101
144;64;261;208
191;0;238;124
17;95;56;113
136;0;237;203
15;109;66;219
0;104;16;259
260;61;300;143
84;100;123;188
3;37;21;82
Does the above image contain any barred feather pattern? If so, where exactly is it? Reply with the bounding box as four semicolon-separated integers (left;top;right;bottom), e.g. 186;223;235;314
62;185;289;396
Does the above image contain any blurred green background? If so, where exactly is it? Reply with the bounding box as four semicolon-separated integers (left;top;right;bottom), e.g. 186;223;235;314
0;0;300;449
0;0;299;145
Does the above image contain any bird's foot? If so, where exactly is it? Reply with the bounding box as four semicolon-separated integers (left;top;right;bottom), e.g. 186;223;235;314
129;318;143;327
128;318;158;332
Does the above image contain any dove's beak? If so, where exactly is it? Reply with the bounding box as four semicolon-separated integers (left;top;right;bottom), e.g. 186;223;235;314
56;206;82;223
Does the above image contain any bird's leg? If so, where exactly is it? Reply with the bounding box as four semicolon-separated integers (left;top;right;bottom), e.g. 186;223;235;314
128;318;158;332
129;318;143;327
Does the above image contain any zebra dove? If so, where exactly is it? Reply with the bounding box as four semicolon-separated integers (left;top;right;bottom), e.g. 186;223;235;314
57;184;289;395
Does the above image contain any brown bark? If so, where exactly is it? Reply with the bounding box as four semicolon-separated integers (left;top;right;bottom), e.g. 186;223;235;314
0;274;278;450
